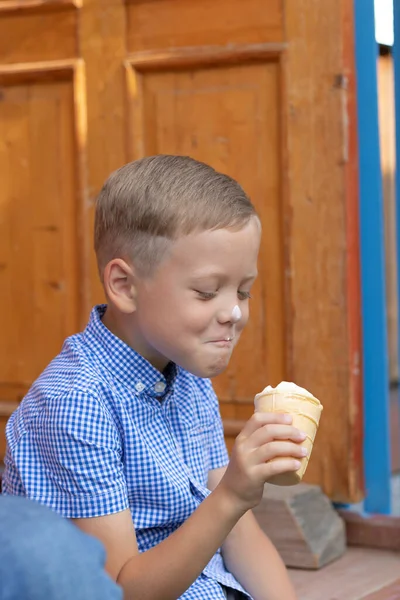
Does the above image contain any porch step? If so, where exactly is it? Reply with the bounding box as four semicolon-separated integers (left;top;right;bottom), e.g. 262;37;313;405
288;547;400;600
361;579;400;599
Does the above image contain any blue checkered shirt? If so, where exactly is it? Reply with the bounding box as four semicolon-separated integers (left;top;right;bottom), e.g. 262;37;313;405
3;305;250;599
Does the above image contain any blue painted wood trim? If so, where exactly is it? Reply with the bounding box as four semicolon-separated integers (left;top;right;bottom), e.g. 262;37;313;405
354;0;391;513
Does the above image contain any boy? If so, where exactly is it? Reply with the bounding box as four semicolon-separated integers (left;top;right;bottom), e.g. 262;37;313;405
3;156;306;599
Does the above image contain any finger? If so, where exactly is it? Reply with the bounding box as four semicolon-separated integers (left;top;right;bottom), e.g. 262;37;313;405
248;423;306;449
254;440;308;464
257;457;302;481
237;411;294;441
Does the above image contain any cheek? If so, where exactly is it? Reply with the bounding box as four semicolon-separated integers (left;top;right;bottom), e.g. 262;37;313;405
143;295;206;337
185;302;215;332
139;285;180;320
137;294;175;335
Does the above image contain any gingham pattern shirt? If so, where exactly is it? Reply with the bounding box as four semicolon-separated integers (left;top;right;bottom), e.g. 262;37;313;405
3;305;250;599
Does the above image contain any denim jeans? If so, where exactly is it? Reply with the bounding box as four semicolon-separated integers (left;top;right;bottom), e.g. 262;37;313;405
0;495;250;600
0;495;122;600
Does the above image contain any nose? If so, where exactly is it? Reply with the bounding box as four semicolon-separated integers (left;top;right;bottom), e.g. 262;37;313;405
217;304;242;325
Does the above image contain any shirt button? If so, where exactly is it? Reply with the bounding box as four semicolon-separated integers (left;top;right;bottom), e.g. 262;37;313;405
154;381;166;393
135;382;145;392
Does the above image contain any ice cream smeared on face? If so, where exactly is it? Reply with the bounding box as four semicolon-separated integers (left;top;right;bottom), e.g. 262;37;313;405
231;304;242;323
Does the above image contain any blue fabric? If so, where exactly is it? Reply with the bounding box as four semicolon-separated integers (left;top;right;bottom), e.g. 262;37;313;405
0;495;122;600
3;305;250;599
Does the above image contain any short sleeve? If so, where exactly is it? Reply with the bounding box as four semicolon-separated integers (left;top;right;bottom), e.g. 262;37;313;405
5;390;129;519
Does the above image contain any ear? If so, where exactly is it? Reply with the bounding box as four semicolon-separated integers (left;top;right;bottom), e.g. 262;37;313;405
103;258;137;314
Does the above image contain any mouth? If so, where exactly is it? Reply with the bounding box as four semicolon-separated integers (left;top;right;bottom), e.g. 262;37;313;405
207;337;235;346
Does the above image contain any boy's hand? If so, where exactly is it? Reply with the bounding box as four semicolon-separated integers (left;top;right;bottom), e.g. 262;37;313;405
219;412;307;512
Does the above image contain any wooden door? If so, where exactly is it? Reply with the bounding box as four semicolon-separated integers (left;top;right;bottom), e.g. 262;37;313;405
0;0;362;503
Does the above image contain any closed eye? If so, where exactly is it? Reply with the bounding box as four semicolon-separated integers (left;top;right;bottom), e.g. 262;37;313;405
195;291;217;300
238;291;252;300
195;290;252;300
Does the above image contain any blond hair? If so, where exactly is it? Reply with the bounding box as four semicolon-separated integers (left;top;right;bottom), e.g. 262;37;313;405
94;155;256;278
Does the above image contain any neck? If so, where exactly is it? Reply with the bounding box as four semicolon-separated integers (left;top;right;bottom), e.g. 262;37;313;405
101;305;169;373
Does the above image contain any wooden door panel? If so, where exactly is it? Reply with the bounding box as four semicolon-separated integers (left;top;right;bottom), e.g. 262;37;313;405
0;4;77;64
0;73;81;398
129;59;286;441
126;0;283;52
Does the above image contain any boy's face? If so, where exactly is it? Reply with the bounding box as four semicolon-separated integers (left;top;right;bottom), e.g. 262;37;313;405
130;216;261;378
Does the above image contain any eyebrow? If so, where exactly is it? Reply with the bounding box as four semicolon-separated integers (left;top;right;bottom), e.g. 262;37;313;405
190;272;258;282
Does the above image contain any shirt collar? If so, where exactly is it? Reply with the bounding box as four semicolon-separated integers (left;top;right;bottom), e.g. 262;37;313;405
84;304;179;398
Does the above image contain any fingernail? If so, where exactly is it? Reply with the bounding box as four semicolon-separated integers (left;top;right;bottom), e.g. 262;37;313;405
283;414;292;423
301;447;308;456
294;460;301;469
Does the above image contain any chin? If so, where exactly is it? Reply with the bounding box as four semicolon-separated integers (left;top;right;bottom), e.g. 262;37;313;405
207;365;228;378
176;347;233;378
189;359;230;379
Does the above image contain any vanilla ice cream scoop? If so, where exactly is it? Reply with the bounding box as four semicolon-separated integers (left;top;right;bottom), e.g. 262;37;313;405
254;381;323;486
258;381;317;398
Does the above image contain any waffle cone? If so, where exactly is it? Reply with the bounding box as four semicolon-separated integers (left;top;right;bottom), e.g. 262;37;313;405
254;389;323;486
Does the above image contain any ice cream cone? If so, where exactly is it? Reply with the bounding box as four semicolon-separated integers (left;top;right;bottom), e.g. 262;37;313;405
254;381;323;486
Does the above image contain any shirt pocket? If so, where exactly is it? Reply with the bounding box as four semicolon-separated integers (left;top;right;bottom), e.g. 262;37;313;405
185;420;213;486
